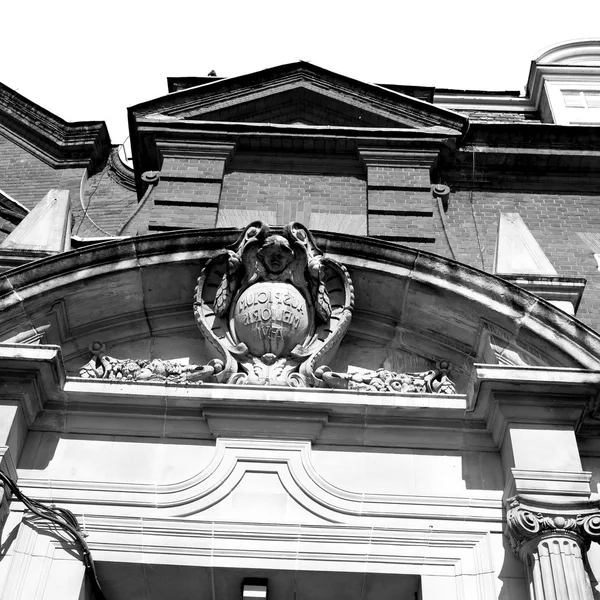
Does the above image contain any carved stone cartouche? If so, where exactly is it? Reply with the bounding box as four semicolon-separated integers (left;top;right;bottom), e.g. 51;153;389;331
194;221;353;387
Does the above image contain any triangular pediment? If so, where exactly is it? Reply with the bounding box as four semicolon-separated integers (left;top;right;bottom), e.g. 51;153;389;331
133;62;468;132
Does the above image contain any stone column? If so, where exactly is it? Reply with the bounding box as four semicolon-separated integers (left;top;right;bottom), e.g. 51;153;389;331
506;496;600;600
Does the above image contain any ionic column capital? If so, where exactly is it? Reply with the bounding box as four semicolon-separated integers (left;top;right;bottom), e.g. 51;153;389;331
506;495;600;560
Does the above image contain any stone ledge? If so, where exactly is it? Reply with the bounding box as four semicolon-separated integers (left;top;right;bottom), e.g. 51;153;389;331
0;344;66;424
32;377;476;447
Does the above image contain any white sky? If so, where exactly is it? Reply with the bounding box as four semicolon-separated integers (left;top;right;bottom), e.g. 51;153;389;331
3;0;600;148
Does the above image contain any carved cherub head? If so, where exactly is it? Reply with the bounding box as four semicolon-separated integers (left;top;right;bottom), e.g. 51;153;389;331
256;235;294;274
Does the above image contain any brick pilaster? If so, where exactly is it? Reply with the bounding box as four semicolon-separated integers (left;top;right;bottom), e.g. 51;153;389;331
358;147;439;244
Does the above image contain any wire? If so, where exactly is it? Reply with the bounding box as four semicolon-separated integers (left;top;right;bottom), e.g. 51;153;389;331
76;163;114;237
116;174;159;236
436;196;456;261
0;471;107;600
469;148;486;270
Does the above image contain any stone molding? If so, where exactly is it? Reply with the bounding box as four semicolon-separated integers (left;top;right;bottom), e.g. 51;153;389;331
357;145;441;170
3;232;600;375
17;437;501;523
0;445;17;534
498;275;586;315
508;469;593;498
0;81;110;171
157;139;237;163
473;364;600;418
3;511;497;600
106;147;136;191
40;376;474;448
0;344;66;425
131;62;469;132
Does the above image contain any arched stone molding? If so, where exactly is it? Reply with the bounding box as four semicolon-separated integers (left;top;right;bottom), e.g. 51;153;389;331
534;39;600;66
1;229;599;378
17;438;503;525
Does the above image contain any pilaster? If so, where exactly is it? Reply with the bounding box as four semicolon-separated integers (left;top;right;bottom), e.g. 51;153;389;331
476;365;599;499
358;146;441;244
475;366;600;599
0;344;65;533
149;139;236;232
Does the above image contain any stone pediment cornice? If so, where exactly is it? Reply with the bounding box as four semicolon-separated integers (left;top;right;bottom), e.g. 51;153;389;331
130;62;468;132
0;82;111;172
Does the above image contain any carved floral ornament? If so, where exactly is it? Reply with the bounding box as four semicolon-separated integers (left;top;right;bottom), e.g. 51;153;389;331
79;221;456;392
506;496;600;559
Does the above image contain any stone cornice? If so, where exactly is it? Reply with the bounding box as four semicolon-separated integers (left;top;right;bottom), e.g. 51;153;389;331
156;138;237;161
43;377;472;449
0;343;66;425
442;123;600;191
132;62;469;132
506;495;600;559
473;365;600;436
498;276;586;314
130;118;462;195
0;82;111;172
357;145;442;169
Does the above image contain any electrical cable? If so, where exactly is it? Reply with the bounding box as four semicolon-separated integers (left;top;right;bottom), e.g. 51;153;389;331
116;172;160;236
436;196;456;261
0;471;107;600
77;162;114;237
469;148;486;270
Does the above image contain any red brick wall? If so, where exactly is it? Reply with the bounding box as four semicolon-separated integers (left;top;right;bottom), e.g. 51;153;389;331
0;133;84;210
219;170;367;233
444;190;600;331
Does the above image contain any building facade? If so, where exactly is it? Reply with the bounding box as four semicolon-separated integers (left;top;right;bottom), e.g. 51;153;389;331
1;40;600;599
